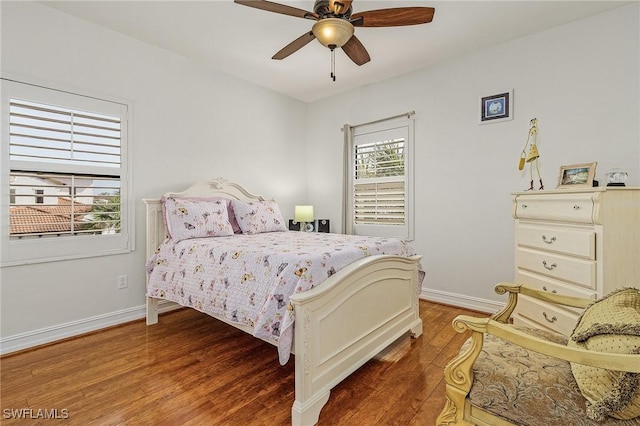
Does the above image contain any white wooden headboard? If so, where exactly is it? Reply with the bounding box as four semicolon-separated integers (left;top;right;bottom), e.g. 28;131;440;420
143;177;265;260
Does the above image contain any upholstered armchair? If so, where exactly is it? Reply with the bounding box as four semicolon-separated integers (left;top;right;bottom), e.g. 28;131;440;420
436;283;640;425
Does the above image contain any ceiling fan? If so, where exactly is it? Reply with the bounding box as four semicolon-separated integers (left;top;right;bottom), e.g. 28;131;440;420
234;0;435;80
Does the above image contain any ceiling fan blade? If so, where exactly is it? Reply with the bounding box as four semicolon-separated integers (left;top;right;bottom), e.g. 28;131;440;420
341;35;370;66
234;0;319;20
351;7;435;27
272;32;316;60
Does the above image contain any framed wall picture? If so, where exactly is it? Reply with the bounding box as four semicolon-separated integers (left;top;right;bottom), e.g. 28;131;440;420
479;90;513;124
557;162;597;188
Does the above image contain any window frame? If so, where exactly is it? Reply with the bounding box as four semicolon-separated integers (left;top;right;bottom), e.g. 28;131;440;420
1;77;133;266
344;115;414;240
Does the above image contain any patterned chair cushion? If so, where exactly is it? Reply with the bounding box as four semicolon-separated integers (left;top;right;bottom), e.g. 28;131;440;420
465;327;640;425
568;288;640;421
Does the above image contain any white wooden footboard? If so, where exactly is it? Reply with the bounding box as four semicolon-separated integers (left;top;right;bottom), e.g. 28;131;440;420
289;254;423;426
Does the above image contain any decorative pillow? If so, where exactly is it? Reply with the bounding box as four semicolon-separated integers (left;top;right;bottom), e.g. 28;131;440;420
162;196;234;241
162;196;241;235
231;199;287;234
567;287;640;421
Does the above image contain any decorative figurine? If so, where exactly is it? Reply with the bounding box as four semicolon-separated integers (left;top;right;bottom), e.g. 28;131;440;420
518;118;543;190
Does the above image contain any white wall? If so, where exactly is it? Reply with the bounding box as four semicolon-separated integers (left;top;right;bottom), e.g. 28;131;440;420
306;3;640;310
0;1;308;351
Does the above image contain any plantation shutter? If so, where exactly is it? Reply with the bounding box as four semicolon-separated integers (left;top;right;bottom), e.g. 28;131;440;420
2;78;131;265
353;139;406;226
344;115;414;239
9;99;122;238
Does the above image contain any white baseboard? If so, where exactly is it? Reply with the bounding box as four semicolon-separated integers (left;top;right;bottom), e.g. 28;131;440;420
0;300;180;355
420;287;503;314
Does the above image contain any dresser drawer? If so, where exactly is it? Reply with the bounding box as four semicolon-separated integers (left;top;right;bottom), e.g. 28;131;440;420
516;224;595;259
516;247;596;288
515;295;581;336
516;269;598;297
516;270;597;315
512;314;573;337
512;314;557;334
513;193;595;223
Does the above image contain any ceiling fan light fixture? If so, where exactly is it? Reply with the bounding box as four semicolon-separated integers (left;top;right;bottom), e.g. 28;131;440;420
312;18;354;48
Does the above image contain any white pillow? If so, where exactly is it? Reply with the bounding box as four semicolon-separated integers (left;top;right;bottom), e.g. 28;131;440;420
231;199;288;234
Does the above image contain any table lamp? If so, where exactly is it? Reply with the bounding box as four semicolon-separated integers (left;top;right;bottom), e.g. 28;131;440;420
294;205;314;232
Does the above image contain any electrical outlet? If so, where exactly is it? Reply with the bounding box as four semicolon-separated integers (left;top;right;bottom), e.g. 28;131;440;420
117;275;128;289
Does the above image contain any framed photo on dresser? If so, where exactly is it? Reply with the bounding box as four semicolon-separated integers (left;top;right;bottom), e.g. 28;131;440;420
557;162;597;188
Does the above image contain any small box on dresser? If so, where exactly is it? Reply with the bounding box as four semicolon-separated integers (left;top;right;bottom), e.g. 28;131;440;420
512;187;640;335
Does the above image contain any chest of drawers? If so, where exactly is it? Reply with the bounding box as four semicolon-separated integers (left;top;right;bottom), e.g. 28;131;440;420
512;188;640;335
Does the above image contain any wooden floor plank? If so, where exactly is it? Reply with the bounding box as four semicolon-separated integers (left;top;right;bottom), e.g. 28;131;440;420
0;300;487;425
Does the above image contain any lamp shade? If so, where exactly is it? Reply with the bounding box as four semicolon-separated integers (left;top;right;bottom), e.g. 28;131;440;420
312;18;354;48
294;205;314;223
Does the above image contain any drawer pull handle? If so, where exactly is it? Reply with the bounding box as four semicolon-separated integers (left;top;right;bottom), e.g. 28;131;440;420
541;235;556;244
543;312;557;323
542;286;558;294
573;205;580;210
521;204;528;209
542;260;557;270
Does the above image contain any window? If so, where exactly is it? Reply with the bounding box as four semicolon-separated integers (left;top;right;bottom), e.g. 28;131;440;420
343;115;414;240
1;78;131;265
35;189;44;204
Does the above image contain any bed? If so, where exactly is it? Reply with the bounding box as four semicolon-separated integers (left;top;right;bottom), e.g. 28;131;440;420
144;177;423;426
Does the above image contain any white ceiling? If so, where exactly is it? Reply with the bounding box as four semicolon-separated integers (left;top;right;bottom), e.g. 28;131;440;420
43;0;630;103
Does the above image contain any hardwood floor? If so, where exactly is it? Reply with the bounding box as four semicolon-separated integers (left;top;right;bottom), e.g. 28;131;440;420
1;301;487;425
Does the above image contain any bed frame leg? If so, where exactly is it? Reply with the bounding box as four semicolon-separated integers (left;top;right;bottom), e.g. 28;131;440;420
410;318;423;338
291;391;330;426
146;297;158;325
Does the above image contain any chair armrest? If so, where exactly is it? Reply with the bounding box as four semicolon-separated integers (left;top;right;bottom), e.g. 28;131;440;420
454;315;640;373
490;282;594;324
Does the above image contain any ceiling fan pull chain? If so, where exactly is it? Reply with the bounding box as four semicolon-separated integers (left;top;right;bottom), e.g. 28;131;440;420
330;48;336;81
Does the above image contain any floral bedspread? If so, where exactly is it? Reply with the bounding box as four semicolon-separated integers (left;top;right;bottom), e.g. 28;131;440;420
146;231;416;365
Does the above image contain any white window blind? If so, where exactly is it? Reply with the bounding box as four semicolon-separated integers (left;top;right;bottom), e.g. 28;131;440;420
9;99;122;239
354;179;405;225
1;78;131;265
344;115;414;239
355;139;405;179
354;139;406;226
9;99;121;167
